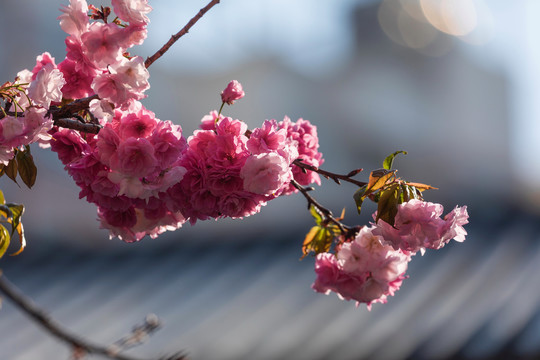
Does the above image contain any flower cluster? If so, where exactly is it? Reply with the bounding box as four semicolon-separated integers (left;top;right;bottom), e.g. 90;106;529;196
166;111;321;223
58;0;150;106
313;227;410;310
51;100;188;242
312;200;468;308
0;53;66;164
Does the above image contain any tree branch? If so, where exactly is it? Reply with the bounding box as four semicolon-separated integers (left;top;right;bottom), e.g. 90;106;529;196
144;0;221;68
53;118;102;134
0;272;185;360
293;160;367;187
291;179;355;236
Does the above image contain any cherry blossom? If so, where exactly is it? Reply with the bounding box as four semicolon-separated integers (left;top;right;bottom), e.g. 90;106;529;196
221;80;245;105
372;199;469;254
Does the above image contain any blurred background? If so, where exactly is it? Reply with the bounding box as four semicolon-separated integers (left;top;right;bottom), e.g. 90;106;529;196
1;0;540;359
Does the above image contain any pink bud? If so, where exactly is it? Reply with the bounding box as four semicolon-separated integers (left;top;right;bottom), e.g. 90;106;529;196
221;80;245;105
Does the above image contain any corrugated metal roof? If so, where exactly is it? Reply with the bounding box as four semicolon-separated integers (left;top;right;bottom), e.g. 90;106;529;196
1;206;540;360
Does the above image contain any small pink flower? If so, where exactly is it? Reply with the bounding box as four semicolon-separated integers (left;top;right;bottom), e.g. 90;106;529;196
117;106;156;139
96;125;120;166
23;107;53;145
441;205;469;243
111;0;152;26
221;80;245;105
373;199;469;254
247;120;287;154
58;0;89;37
110;137;157;177
89;99;115;124
28;63;66;109
313;226;410;309
65;36;99;74
150;120;187;168
278;117;324;194
81;22;123;68
51;129;91;165
117;25;148;48
0;116;25;143
31;52;57;80
199;111;224;130
110;56;149;94
240;152;292;196
92;73;128;107
58;59;94;99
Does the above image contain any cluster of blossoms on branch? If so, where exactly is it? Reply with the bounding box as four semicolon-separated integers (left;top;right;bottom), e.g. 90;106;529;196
2;0;323;242
0;0;469;310
312;199;468;309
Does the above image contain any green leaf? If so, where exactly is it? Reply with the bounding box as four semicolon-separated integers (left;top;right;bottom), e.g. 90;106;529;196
6;203;24;236
353;170;396;215
405;181;437;192
16;146;37;188
301;225;332;259
309;205;323;226
0;224;10;259
376;184;400;226
353;185;367;214
366;169;396;192
383;150;407;170
0;189;5;205
0;204;13;221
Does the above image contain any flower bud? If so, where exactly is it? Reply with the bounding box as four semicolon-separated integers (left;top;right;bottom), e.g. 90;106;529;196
221;80;245;105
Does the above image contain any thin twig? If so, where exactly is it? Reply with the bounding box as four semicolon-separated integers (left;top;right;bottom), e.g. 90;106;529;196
0;272;174;360
291;179;351;235
293;160;367;187
144;0;221;68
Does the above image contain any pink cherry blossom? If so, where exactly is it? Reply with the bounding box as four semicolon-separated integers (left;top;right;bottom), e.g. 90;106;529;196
31;52;57;80
95;125;120;166
117;25;148;48
92;57;149;107
372;199;469;254
247;119;288;154
23;107;54;146
65;36;98;74
91;73;129;107
27;63;66;109
111;0;152;26
240;152;292;196
313;226;410;309
150;120;187;168
58;0;89;37
221;80;245;105
110;137;157;177
110;56;150;95
117;103;156;139
0;116;25;143
58;59;94;99
89;99;115;124
199;110;224;130
81;22;123;68
278;117;324;194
